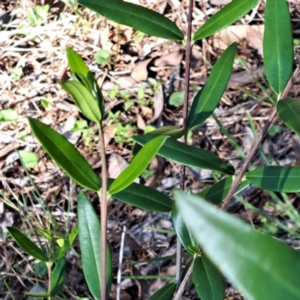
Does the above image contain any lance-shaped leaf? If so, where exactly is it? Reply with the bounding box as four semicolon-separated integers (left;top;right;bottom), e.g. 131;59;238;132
132;126;185;156
246;166;300;192
7;227;48;262
28;118;100;191
263;0;293;94
51;257;66;297
192;255;225;300
147;283;177;300
188;43;236;130
78;192;112;300
66;47;105;117
109;136;167;195
60;81;101;123
108;179;173;212
174;191;300;300
78;0;183;41
133;134;235;175
193;0;260;41
198;176;250;205
277;98;300;136
171;205;200;254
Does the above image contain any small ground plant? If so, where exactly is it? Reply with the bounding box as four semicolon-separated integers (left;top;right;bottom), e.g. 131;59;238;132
6;0;300;299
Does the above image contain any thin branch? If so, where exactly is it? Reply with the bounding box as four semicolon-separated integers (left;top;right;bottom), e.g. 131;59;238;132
98;124;108;300
177;0;194;284
221;65;300;210
117;226;126;300
173;257;195;300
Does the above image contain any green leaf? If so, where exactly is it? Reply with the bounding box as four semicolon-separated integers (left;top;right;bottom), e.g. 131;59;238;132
263;0;293;94
132;126;185;156
171;205;199;254
133;135;235;175
174;190;300;300
246;166;300;192
193;0;260;41
28;118;100;192
0;108;18;122
198;176;250;205
51;225;78;262
192;255;225;300
95;49;110;65
109;136;167;195
277;98;300;136
78;0;183;41
66;47;105;117
7;227;48;262
33;262;48;276
169;91;184;107
19;150;39;168
188;43;236;130
51;257;66;296
60;81;101;123
109;179;173;212
147;283;177;300
78;192;112;300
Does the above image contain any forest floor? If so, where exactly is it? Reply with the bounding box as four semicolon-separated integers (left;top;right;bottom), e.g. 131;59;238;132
1;0;300;299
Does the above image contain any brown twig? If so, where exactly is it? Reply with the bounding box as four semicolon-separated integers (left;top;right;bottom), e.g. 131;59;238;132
177;0;194;284
98;124;108;300
221;65;300;210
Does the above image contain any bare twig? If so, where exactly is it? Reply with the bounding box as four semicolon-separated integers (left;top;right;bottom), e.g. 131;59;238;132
221;65;300;210
177;0;194;284
98;124;108;300
117;226;126;300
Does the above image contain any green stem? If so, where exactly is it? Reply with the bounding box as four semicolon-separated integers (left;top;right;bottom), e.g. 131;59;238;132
47;262;52;300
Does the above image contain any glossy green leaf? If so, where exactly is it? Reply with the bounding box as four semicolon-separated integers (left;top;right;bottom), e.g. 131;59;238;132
246;166;300;192
174;190;300;300
78;0;183;41
60;81;101;123
109;136;167;195
263;0;293;94
132;126;185;156
171;205;199;254
51;257;66;296
192;255;224;300
188;43;236;130
133;134;235;175
78;192;112;300
7;227;48;262
108;179;173;212
147;283;176;300
193;0;259;41
277;98;300;136
66;47;105;117
28;118;100;192
198;177;250;205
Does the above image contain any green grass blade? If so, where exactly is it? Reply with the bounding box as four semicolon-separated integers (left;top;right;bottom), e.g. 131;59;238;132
109;136;167;195
246;166;300;192
174;191;300;300
78;192;112;300
7;227;48;262
51;257;66;297
188;43;236;130
192;255;225;300
277;98;300;136
263;0;293;94
78;0;184;41
193;0;260;41
28;118;101;192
